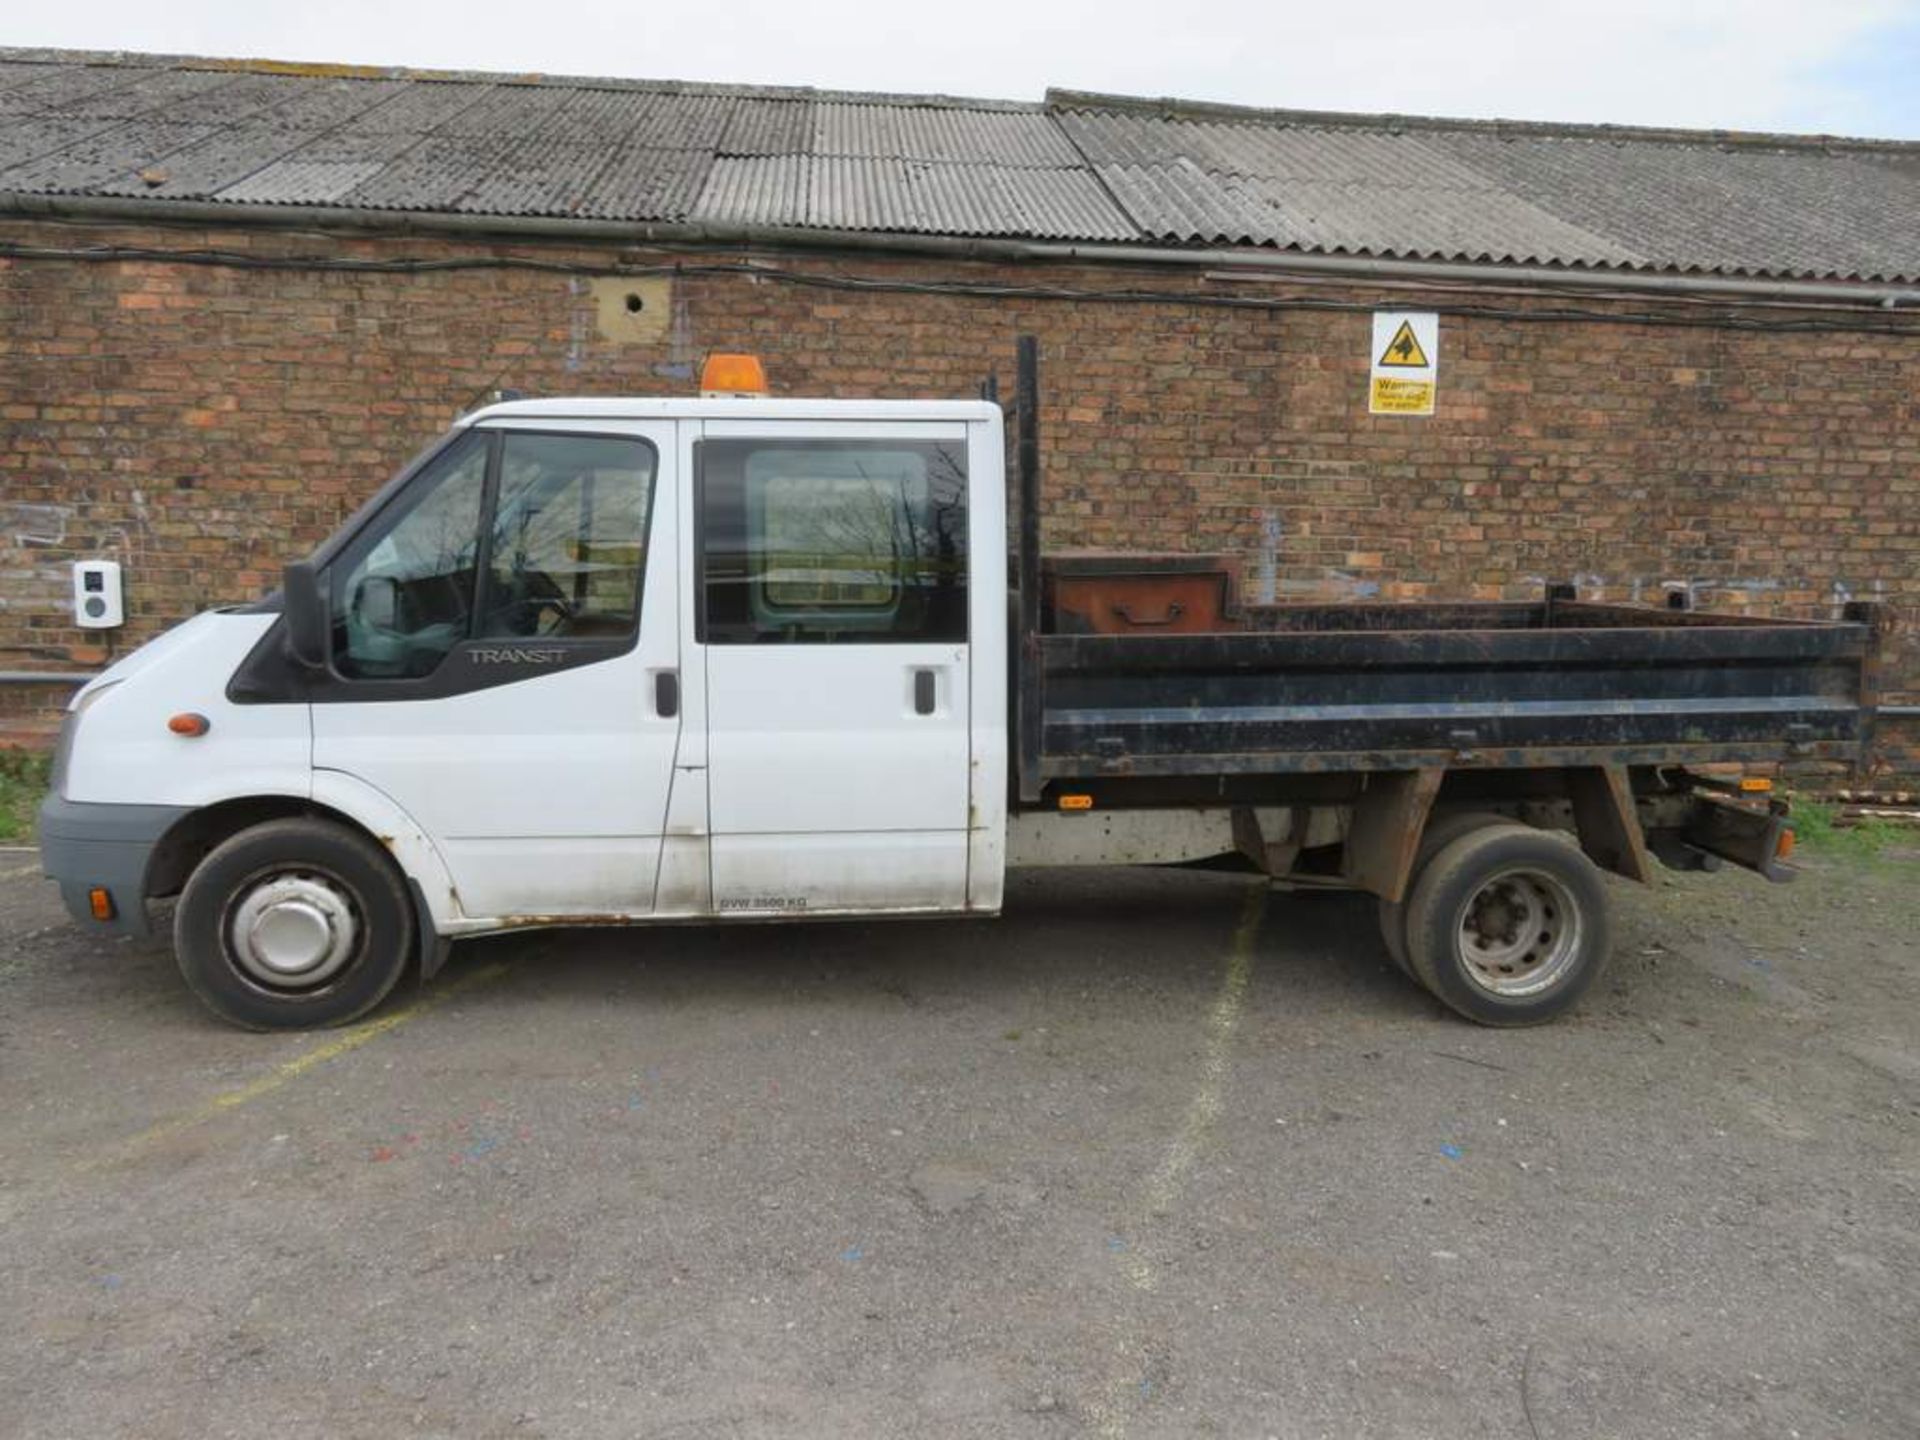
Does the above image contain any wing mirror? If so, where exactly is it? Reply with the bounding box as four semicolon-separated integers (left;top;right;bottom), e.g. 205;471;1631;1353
282;560;328;669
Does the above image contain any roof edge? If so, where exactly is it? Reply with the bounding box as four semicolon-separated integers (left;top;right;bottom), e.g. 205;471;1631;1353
5;191;1916;308
1044;87;1920;155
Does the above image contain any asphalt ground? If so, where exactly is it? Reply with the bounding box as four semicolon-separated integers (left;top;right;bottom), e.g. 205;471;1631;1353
2;847;1917;1439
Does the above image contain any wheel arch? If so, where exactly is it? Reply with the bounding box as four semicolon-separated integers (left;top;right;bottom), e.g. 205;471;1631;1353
145;775;461;938
147;794;352;899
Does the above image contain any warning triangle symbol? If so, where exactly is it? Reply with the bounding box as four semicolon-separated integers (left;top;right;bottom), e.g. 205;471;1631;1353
1378;319;1430;368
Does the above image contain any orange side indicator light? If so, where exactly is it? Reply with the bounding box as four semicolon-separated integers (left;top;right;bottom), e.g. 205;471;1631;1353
167;712;210;737
1775;828;1796;861
700;352;769;397
1058;793;1094;812
88;887;115;922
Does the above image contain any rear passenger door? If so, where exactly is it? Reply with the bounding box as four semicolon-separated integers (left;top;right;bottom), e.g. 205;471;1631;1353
696;423;972;915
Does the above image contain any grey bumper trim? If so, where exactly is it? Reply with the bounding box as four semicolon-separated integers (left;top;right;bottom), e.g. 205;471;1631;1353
37;795;191;938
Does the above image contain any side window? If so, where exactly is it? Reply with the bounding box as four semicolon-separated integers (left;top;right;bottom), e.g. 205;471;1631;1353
700;439;968;644
332;434;488;679
329;429;658;681
477;433;655;641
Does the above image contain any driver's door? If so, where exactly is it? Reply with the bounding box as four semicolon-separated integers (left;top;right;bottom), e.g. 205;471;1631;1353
311;420;685;919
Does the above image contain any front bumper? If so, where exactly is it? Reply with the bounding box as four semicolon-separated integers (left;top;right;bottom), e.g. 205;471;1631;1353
38;794;190;938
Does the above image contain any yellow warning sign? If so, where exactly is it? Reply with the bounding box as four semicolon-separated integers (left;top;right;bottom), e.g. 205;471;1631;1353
1370;377;1435;414
1377;319;1430;368
1368;311;1438;417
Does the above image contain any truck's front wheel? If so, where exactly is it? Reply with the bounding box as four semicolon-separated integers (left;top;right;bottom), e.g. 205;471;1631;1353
174;817;414;1030
1403;823;1611;1026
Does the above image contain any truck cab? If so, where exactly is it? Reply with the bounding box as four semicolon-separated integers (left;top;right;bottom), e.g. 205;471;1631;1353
42;384;1008;1028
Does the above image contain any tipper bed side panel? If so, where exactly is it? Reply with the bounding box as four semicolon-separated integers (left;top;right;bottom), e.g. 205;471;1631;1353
1036;617;1873;781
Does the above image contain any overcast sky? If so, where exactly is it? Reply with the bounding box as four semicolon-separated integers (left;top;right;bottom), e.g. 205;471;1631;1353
11;0;1920;139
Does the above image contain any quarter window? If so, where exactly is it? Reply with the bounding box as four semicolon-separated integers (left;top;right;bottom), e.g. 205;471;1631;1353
332;433;488;680
700;439;968;644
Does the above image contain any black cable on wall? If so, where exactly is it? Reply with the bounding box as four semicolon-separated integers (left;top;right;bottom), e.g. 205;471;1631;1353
3;240;1918;338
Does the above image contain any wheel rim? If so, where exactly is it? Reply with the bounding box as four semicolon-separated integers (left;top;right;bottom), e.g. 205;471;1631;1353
225;869;361;991
1452;865;1583;998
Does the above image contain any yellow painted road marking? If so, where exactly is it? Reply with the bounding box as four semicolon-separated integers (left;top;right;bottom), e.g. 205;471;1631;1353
1137;882;1264;1235
1090;881;1267;1437
75;961;509;1175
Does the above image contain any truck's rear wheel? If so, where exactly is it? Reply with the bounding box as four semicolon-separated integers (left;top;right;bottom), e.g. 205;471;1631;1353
174;817;414;1031
1403;823;1611;1026
1376;810;1508;978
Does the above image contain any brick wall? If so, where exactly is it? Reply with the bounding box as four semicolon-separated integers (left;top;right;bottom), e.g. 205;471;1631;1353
2;219;1916;773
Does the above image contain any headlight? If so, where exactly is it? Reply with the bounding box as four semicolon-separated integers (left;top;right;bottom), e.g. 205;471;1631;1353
48;712;77;799
51;679;122;800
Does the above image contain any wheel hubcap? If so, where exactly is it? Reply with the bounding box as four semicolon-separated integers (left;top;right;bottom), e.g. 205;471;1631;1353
228;872;359;989
1455;867;1583;998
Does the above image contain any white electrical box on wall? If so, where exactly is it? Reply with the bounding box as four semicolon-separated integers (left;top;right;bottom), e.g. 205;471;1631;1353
72;560;124;629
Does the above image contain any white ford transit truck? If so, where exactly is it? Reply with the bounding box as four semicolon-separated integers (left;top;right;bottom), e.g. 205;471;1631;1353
40;342;1880;1030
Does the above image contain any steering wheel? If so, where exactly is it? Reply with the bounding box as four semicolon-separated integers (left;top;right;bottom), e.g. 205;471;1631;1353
493;569;574;636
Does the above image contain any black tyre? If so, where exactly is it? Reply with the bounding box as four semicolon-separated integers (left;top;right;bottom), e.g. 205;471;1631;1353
174;817;414;1031
1376;810;1509;978
1402;822;1611;1026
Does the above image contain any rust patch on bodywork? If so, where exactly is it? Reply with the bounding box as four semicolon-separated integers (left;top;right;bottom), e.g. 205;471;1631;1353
493;914;638;929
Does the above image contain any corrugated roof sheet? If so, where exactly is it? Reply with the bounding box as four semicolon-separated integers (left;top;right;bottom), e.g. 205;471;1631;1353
0;49;1913;282
573;145;713;221
1434;132;1918;280
0;63;142;114
0;121;223;194
808;156;1133;237
1095;158;1277;246
812;102;1082;167
694;154;1133;238
621;92;735;151
697;154;811;227
217;157;390;205
717;99;811;156
0;60;56;94
10;65;235;119
328;81;496;136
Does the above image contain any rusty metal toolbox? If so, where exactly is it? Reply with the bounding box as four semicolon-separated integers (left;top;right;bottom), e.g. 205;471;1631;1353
1042;554;1241;635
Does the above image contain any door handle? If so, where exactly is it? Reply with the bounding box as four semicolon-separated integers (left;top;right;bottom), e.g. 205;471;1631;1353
655;670;679;718
1111;600;1185;627
913;669;937;716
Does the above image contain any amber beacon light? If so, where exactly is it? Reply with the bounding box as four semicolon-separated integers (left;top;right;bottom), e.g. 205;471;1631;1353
700;353;769;397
